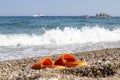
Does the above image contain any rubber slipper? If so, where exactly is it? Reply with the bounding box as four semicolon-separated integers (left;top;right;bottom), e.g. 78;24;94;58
54;53;87;67
54;53;76;66
32;57;65;69
32;57;54;69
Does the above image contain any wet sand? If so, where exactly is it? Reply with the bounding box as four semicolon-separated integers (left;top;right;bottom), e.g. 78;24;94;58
0;48;120;80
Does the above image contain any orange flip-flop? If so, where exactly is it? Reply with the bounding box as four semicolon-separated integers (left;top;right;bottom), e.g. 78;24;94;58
54;53;87;67
32;57;65;69
54;53;76;65
32;53;87;69
32;57;54;69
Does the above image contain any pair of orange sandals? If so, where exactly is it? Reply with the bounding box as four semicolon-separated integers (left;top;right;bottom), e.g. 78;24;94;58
32;53;87;69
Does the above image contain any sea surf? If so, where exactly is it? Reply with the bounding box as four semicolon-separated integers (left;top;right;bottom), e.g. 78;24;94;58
0;16;120;61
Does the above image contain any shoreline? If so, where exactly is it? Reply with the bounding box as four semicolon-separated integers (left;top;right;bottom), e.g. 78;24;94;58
0;48;120;80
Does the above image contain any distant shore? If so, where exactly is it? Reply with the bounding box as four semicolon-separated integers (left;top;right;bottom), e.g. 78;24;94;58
0;48;120;80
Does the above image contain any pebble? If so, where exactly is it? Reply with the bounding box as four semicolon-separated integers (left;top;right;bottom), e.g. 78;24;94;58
0;48;120;80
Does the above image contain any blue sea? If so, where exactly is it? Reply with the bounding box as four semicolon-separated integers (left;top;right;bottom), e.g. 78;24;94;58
0;16;120;61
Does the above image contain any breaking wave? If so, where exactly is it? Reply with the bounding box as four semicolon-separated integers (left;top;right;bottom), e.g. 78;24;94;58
0;26;120;46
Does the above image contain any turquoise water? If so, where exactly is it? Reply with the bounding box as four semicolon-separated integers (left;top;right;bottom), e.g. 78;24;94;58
0;16;120;61
0;16;120;35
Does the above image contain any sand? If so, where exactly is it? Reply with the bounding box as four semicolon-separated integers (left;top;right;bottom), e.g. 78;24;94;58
0;48;120;80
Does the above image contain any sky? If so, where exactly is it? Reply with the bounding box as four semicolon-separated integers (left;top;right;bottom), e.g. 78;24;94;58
0;0;119;16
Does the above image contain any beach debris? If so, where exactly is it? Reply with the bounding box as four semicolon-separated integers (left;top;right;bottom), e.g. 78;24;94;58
32;53;87;69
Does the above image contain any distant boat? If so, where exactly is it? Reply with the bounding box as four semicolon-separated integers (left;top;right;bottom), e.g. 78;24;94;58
96;13;112;18
85;15;90;19
33;13;44;17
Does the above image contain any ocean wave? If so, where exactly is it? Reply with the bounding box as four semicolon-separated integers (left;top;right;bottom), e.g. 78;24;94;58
0;26;120;46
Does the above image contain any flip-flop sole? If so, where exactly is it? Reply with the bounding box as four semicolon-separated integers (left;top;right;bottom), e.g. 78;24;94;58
65;61;87;67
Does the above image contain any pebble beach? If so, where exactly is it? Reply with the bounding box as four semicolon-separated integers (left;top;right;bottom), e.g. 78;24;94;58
0;48;120;80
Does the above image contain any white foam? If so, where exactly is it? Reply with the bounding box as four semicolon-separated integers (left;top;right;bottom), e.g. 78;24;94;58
0;26;120;46
0;41;120;61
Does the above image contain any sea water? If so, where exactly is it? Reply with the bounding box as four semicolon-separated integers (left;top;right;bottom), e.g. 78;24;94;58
0;16;120;61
